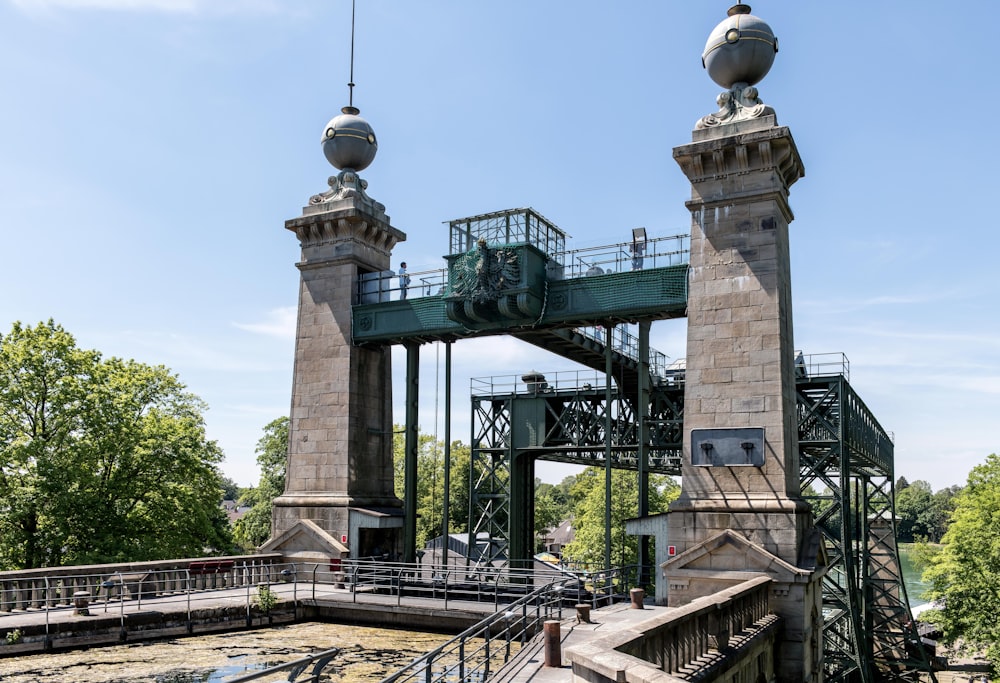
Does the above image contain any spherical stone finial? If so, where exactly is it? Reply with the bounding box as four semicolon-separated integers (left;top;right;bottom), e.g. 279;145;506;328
702;4;778;89
321;106;378;172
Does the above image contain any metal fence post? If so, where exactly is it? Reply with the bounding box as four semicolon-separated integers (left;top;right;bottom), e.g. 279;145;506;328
115;571;125;642
244;565;253;628
43;576;50;648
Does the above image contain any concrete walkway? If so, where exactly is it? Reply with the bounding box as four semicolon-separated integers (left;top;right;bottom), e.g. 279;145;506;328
0;581;504;631
495;601;673;683
0;581;506;656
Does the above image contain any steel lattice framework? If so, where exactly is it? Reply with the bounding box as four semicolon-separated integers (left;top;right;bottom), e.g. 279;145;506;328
467;362;935;683
467;379;683;569
797;372;936;683
348;207;932;680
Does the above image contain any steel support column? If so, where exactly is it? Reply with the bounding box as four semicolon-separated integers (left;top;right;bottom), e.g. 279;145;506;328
604;324;614;571
636;321;651;583
403;343;420;563
442;342;452;568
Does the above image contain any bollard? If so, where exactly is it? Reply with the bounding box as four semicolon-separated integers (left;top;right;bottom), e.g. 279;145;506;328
575;603;592;623
73;590;91;616
543;619;561;668
630;587;645;609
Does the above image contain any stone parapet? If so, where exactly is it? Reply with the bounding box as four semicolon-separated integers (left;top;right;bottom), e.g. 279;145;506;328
566;577;780;683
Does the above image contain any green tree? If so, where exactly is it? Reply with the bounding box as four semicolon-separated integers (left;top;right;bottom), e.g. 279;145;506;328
0;320;231;569
801;483;834;523
923;454;1000;673
392;426;471;549
232;417;288;551
561;468;680;568
896;480;936;542
534;479;572;552
931;484;963;540
220;476;241;502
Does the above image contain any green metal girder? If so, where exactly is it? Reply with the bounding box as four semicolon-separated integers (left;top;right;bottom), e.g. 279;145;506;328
351;265;689;345
466;370;934;682
797;375;935;683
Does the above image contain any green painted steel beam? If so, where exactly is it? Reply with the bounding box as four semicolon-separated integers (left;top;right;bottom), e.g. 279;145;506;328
403;344;419;564
352;265;689;344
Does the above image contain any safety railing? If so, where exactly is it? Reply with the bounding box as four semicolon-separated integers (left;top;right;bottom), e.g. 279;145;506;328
356;233;690;304
547;563;643;607
357;266;449;303
471;369;611;397
569;325;673;378
2;557;642;681
0;556;296;645
553;233;689;279
796;351;850;381
0;554;284;613
0;557;635;622
225;648;340;683
295;558;617;611
377;576;575;683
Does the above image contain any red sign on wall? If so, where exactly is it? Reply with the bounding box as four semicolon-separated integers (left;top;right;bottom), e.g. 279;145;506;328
668;545;677;556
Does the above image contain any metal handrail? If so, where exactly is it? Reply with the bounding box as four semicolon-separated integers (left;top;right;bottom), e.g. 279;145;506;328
378;577;573;683
552;233;689;278
356;232;690;303
0;560;295;627
224;648;340;682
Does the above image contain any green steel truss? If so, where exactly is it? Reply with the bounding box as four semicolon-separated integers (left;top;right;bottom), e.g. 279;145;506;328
468;365;934;683
347;208;932;680
467;378;683;569
797;373;935;683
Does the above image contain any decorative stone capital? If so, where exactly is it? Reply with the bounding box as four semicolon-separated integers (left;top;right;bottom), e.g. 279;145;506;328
285;206;405;273
674;123;804;203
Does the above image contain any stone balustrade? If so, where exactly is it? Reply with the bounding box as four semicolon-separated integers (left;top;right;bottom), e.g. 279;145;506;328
566;576;781;683
0;554;283;612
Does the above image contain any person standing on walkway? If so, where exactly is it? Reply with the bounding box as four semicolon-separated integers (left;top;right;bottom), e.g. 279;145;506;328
398;262;410;300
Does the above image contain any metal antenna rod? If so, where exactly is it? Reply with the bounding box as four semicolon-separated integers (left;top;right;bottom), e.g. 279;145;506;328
348;0;356;107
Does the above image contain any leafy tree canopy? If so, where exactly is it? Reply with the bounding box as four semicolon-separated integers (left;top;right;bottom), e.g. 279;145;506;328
220;476;241;502
0;320;232;569
534;478;573;550
923;454;1000;673
392;425;471;550
561;468;680;568
895;479;957;543
232;416;288;551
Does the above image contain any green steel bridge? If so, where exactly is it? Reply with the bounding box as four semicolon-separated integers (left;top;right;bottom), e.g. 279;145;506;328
352;207;934;683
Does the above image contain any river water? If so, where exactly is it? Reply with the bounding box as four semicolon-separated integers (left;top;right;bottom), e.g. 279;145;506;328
0;622;452;683
898;544;931;608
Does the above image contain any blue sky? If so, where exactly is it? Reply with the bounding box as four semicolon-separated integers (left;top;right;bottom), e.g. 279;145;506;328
1;1;996;492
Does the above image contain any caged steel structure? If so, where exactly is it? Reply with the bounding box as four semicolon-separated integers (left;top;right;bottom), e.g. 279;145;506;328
351;207;934;683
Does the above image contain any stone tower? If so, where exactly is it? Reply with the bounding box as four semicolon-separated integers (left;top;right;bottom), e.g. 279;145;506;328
661;6;825;683
262;105;406;564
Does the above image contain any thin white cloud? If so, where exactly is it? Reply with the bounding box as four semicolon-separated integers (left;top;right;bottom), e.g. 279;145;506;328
234;307;297;340
86;328;285;374
797;292;946;316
